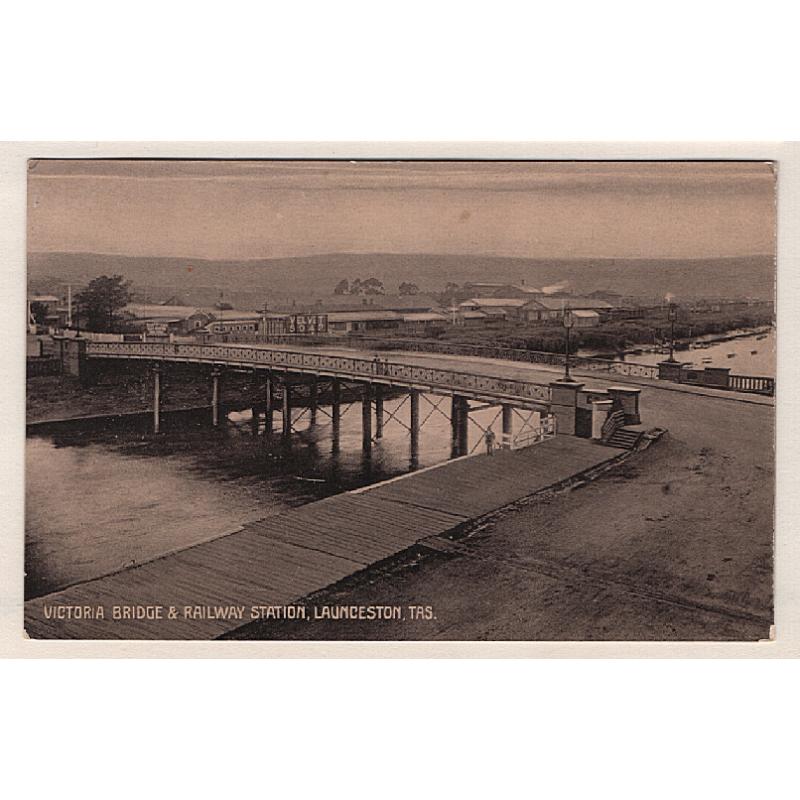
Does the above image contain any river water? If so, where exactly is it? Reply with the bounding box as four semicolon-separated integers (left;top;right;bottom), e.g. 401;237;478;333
579;328;776;377
26;394;533;598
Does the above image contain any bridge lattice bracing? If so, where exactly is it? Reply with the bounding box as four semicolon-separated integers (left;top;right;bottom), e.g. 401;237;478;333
81;341;559;460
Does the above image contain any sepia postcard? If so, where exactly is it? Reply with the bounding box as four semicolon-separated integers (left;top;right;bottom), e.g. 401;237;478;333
2;142;795;657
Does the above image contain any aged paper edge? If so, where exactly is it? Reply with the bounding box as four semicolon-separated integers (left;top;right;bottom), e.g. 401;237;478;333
1;140;795;659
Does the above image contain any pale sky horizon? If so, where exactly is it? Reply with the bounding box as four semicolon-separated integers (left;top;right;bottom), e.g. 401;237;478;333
27;160;776;261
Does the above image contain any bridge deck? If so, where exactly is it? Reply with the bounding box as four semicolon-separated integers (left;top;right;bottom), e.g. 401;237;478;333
24;435;624;640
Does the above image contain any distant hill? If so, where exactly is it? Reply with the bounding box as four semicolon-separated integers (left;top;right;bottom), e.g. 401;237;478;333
27;251;775;307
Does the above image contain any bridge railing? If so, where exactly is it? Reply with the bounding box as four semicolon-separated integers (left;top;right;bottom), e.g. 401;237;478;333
86;341;552;405
237;334;662;380
726;374;775;395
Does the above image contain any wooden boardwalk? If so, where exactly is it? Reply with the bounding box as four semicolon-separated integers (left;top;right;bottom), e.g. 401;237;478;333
24;436;624;640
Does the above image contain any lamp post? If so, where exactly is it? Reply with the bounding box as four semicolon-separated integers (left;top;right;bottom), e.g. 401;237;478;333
562;308;576;382
667;302;678;362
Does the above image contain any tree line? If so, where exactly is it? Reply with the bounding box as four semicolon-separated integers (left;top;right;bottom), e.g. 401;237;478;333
333;278;421;296
41;275;132;333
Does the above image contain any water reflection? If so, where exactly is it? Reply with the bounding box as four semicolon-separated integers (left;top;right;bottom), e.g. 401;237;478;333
26;393;532;598
579;329;776;377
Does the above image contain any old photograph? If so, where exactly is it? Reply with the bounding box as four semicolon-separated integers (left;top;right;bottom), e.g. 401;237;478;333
23;159;776;641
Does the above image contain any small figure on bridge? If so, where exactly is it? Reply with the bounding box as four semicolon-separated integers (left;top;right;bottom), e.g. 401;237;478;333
485;428;497;455
372;355;380;374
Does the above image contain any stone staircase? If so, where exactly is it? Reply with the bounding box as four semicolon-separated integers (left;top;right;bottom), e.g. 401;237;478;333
604;427;642;450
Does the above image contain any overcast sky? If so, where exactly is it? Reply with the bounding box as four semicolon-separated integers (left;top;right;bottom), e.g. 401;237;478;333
27;160;776;260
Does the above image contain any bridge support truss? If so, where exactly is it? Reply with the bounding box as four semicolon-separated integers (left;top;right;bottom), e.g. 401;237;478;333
119;356;554;455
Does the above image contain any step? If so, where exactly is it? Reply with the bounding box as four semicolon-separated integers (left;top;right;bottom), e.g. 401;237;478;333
606;429;642;449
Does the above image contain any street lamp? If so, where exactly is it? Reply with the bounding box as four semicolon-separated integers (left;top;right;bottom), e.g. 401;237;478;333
666;302;678;362
561;308;576;382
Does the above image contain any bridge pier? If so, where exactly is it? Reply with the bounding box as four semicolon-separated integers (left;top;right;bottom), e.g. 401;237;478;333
450;396;459;457
264;374;274;434
282;381;292;437
451;395;469;457
331;378;341;454
250;369;260;434
458;397;469;456
152;364;161;435
502;404;513;449
362;384;372;454
374;385;384;438
211;367;222;427
309;377;318;425
410;389;420;469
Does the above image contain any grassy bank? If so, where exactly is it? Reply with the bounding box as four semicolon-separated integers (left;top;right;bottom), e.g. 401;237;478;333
374;307;775;355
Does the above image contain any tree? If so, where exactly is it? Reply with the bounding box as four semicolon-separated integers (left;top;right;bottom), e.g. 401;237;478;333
30;302;49;325
362;277;385;296
398;282;420;296
334;279;350;295
76;275;131;332
349;278;363;295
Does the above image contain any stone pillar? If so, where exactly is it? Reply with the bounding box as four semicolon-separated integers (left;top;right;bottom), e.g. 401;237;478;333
211;367;221;427
374;385;384;439
152;364;161;435
362;384;372;453
282;381;292;436
264;374;274;433
331;378;341;454
658;360;690;382
702;367;731;388
591;398;614;440
548;381;584;436
409;388;420;468
501;404;513;449
607;386;642;425
62;337;92;385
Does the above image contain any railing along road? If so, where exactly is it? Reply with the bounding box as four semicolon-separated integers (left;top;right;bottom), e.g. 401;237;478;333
87;341;552;406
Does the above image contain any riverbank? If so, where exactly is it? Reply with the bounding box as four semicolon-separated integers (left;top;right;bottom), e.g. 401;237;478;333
27;368;264;425
26;374;199;424
229;379;773;641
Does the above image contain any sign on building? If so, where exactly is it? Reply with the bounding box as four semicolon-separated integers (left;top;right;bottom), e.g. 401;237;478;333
146;322;169;336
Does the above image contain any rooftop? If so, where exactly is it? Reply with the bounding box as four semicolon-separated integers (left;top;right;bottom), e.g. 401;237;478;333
528;297;613;310
327;310;401;322
124;304;200;319
209;309;263;321
459;310;489;319
466;297;529;308
402;312;447;322
124;304;263;321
